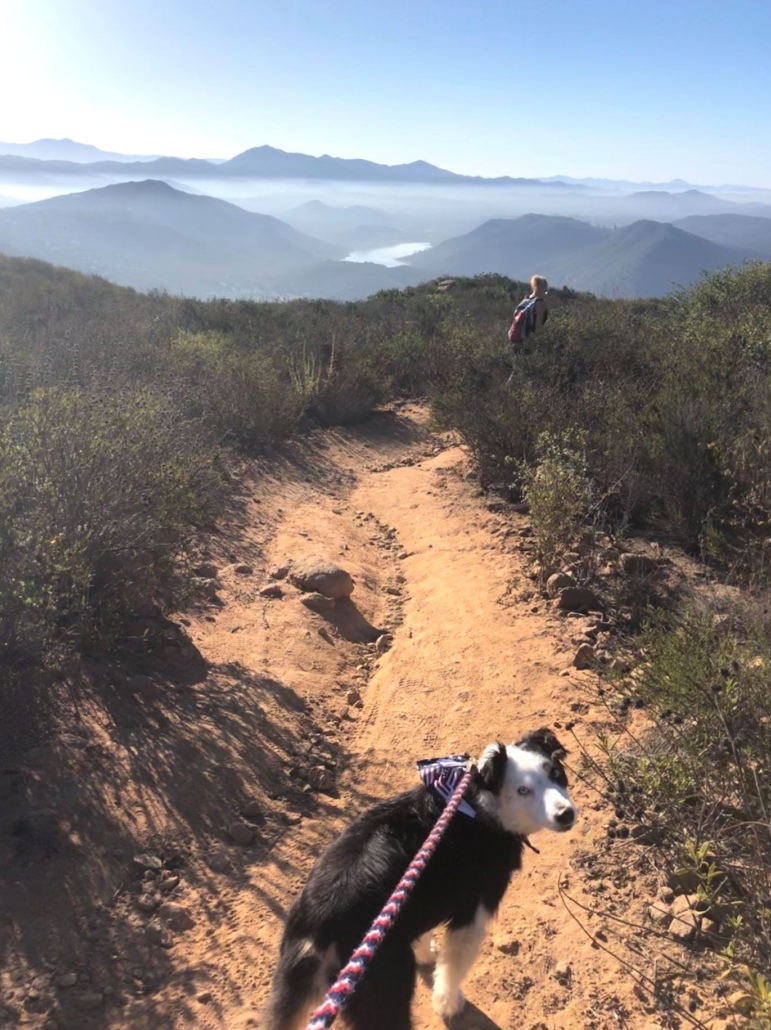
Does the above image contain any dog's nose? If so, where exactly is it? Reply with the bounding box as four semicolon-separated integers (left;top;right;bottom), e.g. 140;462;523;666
555;807;575;828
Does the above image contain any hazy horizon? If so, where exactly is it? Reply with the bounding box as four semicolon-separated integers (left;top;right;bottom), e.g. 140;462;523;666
2;0;770;188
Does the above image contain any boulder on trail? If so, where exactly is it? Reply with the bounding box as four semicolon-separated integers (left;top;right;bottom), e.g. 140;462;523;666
228;821;255;846
289;559;354;599
557;587;602;613
546;572;576;598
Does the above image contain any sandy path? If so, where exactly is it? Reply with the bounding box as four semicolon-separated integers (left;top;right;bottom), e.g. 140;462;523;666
193;409;650;1030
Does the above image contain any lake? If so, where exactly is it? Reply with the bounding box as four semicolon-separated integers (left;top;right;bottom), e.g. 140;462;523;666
343;242;432;268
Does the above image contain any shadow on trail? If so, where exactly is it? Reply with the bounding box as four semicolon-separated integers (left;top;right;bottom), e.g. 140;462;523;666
321;598;385;644
0;635;383;1030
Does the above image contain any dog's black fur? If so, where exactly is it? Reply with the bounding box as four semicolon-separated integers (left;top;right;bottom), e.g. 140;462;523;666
264;729;569;1030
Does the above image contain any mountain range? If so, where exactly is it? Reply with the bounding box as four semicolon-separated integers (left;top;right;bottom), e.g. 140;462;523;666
3;140;770;196
0;144;577;186
0;179;767;301
406;214;761;297
0;138;162;164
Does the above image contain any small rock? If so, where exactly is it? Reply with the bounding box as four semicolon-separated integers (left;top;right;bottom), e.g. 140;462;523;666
553;961;572;986
375;634;393;655
572;644;595;670
289;559;354;599
283;812;302;825
234;563;253;575
397;552;409;560
308;766;335;792
193;562;218;579
559;669;571;677
558;587;602;613
55;973;78;990
241;799;263;819
547;572;576;598
145;921;174;948
346;690;362;706
494;933;520;956
301;592;336;613
384;586;401;596
158;902;195;932
136;893;160;913
75;991;104;1010
158;876;180;894
259;584;283;599
269;564;290;580
670;894;699;937
207;849;231;874
619;553;658;576
195;578;220;601
646;902;673;929
228;821;255;846
197;991;213;1004
133;853;163;872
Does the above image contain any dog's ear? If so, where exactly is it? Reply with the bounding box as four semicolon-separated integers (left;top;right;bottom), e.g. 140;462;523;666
517;727;567;761
477;742;508;794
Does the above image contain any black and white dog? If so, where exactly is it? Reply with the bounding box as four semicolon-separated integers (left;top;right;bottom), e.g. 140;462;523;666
264;728;576;1030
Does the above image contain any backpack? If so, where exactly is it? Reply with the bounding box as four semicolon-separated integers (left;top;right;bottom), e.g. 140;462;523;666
508;295;544;348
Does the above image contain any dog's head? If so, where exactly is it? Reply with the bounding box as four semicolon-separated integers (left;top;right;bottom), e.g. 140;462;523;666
473;727;576;836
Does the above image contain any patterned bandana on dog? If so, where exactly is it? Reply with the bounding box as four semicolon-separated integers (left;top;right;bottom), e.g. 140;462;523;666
417;754;476;818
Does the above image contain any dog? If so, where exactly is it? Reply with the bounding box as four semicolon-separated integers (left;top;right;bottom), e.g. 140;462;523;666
263;728;576;1030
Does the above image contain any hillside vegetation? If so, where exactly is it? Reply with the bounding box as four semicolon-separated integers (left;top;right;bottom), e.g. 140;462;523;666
3;254;771;659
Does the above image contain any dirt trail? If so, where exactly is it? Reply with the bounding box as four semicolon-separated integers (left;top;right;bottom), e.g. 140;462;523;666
1;406;688;1030
192;406;650;1030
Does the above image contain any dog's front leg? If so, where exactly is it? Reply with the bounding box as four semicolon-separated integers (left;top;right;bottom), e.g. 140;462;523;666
432;906;490;1021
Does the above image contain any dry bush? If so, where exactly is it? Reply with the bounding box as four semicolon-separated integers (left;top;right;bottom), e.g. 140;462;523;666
0;386;219;663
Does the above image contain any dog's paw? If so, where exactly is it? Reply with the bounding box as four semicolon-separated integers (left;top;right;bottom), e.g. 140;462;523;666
433;987;466;1021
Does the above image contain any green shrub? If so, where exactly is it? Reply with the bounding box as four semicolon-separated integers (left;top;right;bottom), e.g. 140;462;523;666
172;330;302;446
516;430;594;571
0;386;219;662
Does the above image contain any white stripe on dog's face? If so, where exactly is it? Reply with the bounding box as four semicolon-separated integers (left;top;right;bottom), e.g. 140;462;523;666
478;744;577;836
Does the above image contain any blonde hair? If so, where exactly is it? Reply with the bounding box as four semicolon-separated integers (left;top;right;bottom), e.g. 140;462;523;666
530;275;548;291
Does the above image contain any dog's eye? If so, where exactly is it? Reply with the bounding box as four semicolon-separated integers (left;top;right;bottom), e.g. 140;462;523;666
517;786;532;796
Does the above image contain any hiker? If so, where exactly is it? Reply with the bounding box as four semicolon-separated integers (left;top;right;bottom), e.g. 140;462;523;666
507;275;549;355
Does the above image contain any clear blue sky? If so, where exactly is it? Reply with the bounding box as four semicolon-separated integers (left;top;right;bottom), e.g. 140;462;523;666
1;0;770;185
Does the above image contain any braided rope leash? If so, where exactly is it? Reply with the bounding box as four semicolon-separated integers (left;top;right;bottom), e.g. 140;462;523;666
304;767;474;1030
